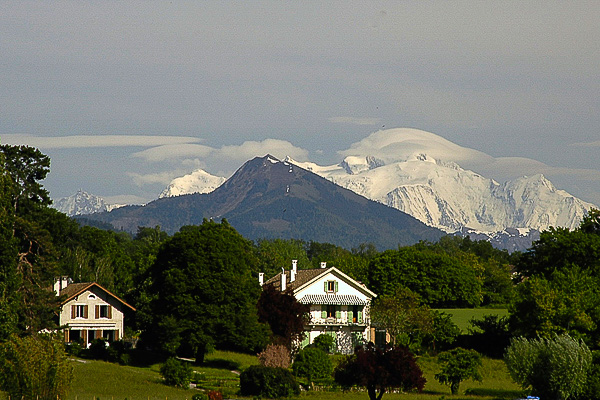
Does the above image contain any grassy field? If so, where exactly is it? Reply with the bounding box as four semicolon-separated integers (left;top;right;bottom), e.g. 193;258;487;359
436;308;509;333
66;348;524;400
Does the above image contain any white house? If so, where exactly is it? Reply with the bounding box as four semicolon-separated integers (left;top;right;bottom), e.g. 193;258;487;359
54;277;135;346
262;261;377;354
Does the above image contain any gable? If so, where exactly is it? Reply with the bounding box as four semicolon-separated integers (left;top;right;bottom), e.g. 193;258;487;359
294;269;375;303
60;282;135;311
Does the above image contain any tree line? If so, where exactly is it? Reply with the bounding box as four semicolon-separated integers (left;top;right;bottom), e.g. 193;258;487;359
3;144;600;400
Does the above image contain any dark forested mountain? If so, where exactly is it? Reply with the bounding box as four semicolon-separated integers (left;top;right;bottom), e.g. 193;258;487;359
81;155;443;249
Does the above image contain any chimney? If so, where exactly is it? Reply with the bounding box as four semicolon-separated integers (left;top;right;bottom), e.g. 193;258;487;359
320;261;327;269
258;272;264;286
53;276;70;296
291;260;297;282
280;268;286;291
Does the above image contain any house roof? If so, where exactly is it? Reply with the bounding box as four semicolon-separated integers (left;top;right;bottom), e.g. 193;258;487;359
264;268;325;291
264;266;376;298
298;294;367;305
60;282;136;311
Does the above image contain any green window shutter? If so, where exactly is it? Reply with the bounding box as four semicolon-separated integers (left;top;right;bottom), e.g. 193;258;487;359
324;281;328;292
335;308;341;319
334;281;339;293
348;311;353;322
301;334;309;349
358;311;363;323
321;306;327;319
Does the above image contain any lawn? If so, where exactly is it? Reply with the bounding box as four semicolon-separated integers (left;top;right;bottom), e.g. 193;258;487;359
436;308;509;333
66;349;524;400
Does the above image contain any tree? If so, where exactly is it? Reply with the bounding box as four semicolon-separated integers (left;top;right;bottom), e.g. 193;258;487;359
370;287;433;348
0;334;73;400
505;334;592;400
0;152;19;339
435;347;482;395
144;220;269;363
0;144;51;213
257;284;310;349
367;247;483;307
334;343;426;400
256;238;311;279
422;310;461;353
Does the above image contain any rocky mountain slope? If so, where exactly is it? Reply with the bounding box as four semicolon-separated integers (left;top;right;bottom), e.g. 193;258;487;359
80;155;443;250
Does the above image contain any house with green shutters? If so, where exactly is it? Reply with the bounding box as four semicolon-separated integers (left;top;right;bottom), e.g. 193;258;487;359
262;260;377;354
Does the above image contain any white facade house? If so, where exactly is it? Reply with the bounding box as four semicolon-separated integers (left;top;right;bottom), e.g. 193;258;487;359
54;277;135;346
263;261;377;354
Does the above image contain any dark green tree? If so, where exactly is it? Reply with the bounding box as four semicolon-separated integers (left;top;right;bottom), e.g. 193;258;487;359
292;347;333;384
0;152;19;339
367;247;483;307
144;220;269;363
0;144;51;213
256;238;311;279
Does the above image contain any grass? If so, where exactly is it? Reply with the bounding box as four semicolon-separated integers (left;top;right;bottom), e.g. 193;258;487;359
435;308;509;333
65;348;524;400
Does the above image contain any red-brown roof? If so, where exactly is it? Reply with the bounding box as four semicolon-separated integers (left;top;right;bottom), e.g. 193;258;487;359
60;282;136;311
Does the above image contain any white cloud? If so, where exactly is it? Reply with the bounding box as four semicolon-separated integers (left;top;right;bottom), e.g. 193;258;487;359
2;134;203;149
328;116;381;126
570;140;600;148
131;144;214;162
218;139;309;164
127;171;180;187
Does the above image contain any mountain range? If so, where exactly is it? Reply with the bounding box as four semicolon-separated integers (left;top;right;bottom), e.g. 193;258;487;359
76;155;443;250
56;129;596;251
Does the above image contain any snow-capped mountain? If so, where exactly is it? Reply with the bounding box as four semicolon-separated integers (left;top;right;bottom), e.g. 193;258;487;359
288;154;594;234
157;128;596;249
54;190;123;216
158;169;226;198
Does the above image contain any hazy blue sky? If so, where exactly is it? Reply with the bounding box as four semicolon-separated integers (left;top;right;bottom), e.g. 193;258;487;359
2;2;599;206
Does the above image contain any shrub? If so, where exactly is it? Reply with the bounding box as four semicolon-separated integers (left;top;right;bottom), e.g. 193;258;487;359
258;343;291;368
207;390;223;400
312;334;335;353
505;334;592;400
87;338;109;360
292;347;333;382
159;357;192;388
239;365;300;398
0;333;73;400
435;347;482;394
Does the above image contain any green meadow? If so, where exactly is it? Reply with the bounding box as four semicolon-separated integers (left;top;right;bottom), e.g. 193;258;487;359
436;308;509;333
66;349;524;400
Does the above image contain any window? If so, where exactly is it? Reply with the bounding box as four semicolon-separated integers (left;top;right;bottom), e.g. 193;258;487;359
321;305;338;319
72;304;87;319
96;304;112;319
324;280;338;293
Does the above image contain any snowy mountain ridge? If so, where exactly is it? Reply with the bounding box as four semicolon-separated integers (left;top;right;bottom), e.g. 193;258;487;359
287;154;594;233
54;190;124;217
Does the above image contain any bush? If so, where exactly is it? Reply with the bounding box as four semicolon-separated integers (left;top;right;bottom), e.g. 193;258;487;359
159;357;193;388
505;334;592;400
0;334;73;400
258;343;291;368
312;334;335;353
292;347;333;382
239;365;300;398
87;338;109;360
435;347;482;394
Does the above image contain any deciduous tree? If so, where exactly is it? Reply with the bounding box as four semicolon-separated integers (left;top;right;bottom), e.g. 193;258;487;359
334;343;426;400
435;347;482;394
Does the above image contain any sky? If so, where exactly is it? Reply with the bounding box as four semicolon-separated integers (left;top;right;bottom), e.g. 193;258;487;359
2;2;599;206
